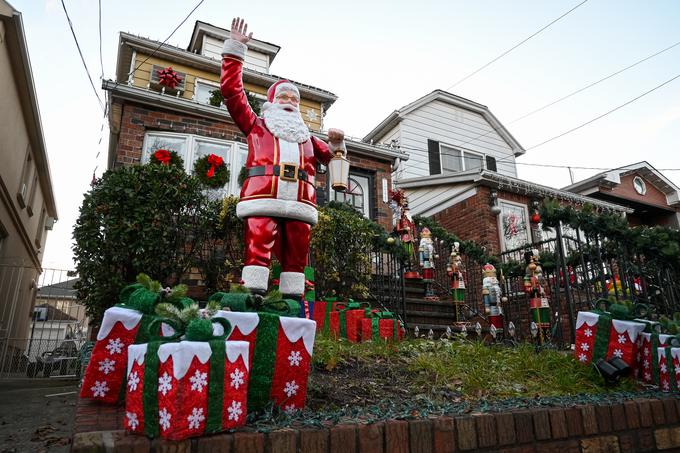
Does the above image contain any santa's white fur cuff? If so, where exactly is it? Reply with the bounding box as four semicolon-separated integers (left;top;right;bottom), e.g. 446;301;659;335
222;39;247;60
237;198;318;225
241;265;269;292
279;272;305;296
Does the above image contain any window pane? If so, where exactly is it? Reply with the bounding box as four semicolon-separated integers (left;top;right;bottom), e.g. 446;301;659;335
463;152;483;171
195;82;217;105
500;202;529;251
230;144;248;196
440;145;462;172
194;140;232;199
144;135;188;165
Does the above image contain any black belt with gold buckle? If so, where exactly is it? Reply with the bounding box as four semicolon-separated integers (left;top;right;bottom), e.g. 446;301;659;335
247;164;310;182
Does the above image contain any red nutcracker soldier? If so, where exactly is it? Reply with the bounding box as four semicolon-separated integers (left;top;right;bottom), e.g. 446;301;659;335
221;18;347;298
390;190;419;279
523;250;551;344
447;242;466;322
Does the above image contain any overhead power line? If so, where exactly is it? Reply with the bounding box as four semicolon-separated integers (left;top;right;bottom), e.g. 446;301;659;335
60;0;105;112
98;0;104;80
445;0;589;90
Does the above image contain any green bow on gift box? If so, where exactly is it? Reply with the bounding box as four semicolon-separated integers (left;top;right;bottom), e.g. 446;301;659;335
209;288;300;317
591;298;650;321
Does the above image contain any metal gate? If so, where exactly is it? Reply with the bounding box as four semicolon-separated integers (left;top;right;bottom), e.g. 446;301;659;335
0;266;88;379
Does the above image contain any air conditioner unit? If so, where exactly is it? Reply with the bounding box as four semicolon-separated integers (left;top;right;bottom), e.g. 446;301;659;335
33;307;48;321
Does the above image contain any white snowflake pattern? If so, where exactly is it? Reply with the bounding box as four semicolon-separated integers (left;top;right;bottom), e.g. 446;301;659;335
230;369;245;389
661;363;668;374
98;358;116;375
663;380;670;391
580;343;590;351
91;380;109;397
187;407;205;430
106;338;123;355
676;367;680;375
643;359;650;369
613;349;623;359
617;334;627;344
584;328;592;338
126;411;139;430
158;372;173;396
283;380;299;398
227;400;243;421
159;407;172;431
578;353;587;362
644;372;652;381
190;370;208;392
644;347;650;356
284;404;297;415
128;371;140;391
288;351;302;367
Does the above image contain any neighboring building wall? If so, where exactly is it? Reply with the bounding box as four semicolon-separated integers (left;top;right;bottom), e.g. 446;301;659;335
201;35;270;73
400;101;517;180
606;173;670;209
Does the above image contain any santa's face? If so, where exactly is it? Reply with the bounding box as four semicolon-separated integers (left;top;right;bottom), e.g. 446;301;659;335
262;88;310;143
275;90;300;111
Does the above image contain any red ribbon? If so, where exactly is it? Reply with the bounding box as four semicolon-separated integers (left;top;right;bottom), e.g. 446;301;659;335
154;149;171;165
206;154;224;178
157;67;182;89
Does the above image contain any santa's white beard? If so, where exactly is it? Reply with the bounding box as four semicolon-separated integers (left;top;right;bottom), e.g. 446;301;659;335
262;103;310;143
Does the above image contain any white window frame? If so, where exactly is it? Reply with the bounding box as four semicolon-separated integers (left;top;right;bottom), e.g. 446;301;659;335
141;131;246;197
193;78;224;109
439;143;485;173
331;174;371;219
497;199;531;252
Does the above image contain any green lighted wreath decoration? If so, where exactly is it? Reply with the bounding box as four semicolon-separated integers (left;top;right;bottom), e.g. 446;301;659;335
193;153;230;188
149;149;184;167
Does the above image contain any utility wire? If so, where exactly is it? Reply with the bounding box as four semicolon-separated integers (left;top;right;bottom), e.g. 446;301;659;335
61;0;105;111
98;0;104;80
445;0;589;90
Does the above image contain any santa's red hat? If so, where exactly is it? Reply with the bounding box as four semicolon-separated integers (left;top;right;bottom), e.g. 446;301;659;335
267;80;299;103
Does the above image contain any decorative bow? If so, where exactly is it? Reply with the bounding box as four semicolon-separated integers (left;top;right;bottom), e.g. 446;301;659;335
206;154;224;178
157;66;182;89
211;289;300;318
153;149;171;165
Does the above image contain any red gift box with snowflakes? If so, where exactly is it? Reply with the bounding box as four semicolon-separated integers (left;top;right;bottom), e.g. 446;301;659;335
574;311;646;368
657;347;680;393
124;340;250;440
637;333;675;385
211;310;316;413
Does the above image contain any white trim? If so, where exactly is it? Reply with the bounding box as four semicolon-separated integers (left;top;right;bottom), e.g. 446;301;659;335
497;199;531;252
158;341;213;380
279;272;305;296
611;319;646;343
279;317;316;356
214;311;260;336
672;347;680;362
221;39;247;60
98;306;143;340
241;265;269;292
127;343;148;376
237;198;318;224
439;142;485;173
576;311;600;330
225;341;250;371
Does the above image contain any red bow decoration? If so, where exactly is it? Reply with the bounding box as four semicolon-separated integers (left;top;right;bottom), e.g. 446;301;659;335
206;154;224;178
154;149;171;165
157;66;182;89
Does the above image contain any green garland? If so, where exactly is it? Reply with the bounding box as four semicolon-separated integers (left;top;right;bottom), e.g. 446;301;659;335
149;149;184;167
193;154;230;188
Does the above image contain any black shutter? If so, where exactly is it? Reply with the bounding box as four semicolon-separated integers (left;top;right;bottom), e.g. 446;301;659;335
427;139;441;175
486;156;497;172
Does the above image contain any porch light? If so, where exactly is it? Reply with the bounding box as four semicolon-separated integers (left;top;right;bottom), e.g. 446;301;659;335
328;150;349;191
507;322;516;338
530;321;539;338
608;357;631;377
475;322;482;337
490;324;497;339
490;190;501;216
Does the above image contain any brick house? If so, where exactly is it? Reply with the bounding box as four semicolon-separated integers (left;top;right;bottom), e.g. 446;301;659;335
103;21;406;231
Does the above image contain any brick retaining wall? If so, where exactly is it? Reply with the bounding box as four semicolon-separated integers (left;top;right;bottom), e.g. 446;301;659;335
72;395;680;452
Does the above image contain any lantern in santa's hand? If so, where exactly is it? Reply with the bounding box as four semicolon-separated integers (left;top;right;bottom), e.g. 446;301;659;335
328;150;349;191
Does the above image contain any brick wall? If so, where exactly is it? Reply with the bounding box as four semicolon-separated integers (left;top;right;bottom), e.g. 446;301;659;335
72;395;680;452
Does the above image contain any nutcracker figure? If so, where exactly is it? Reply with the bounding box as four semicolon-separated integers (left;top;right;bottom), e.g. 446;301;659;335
419;228;438;300
523;250;551;344
221;18;347;299
447;242;466;321
390;190;419;279
481;264;504;335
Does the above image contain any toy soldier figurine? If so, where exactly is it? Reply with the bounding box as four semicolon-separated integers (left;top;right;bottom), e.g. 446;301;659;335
523;250;551;344
390;190;419;279
221;18;347;299
481;263;504;335
446;242;466;321
419;228;437;300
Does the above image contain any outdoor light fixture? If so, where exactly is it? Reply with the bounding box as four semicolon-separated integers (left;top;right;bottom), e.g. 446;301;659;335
530;322;539;338
608;357;631;377
489;190;501;215
460;324;468;338
508;322;516;338
490;324;497;340
475;322;482;337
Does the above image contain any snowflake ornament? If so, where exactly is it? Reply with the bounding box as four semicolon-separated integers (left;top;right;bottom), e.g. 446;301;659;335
159;407;172;431
190;370;208;392
644;372;652;381
158;372;173;396
98;358;116;375
663;380;670;391
106;338;123;355
230;369;244;389
283;380;299;398
288;350;302;367
584;328;592;337
127;411;139;430
580;343;589;351
643;359;650;369
284;404;297;415
91;380;109;397
227;401;242;421
578;353;587;362
613;349;623;359
187;407;205;430
661;363;668;374
128;371;140;391
644;347;650;355
617;334;627;344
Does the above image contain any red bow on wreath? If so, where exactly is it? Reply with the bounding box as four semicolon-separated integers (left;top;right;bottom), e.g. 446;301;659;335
154;149;171;165
206;154;224;178
157;66;182;90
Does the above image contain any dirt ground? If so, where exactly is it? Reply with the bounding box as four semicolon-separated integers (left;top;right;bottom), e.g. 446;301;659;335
0;379;78;453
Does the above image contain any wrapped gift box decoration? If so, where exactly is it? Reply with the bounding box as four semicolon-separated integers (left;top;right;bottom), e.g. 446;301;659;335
80;283;189;403
328;301;370;342
212;310;316;413
574;311;646;367
360;311;404;342
657;347;680;393
125;338;250;440
638;333;675;384
311;297;342;333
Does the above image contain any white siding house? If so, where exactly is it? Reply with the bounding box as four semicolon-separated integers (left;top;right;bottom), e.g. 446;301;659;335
364;90;525;182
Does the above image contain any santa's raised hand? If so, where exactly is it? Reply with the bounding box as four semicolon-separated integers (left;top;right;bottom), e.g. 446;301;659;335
231;17;252;44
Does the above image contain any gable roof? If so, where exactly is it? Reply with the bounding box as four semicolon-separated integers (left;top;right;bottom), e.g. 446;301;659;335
562;161;680;206
363;89;525;156
188;21;281;63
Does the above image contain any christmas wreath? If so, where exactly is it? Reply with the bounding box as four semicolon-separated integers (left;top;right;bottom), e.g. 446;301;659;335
149;149;183;167
194;153;230;188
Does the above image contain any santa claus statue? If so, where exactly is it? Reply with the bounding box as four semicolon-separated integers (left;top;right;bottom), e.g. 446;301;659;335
221;18;346;298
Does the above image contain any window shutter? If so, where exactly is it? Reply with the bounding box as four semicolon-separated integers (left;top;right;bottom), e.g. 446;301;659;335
427;139;441;175
486;156;497;172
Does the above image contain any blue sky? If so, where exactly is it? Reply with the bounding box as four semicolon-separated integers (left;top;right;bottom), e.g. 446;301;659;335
12;0;680;268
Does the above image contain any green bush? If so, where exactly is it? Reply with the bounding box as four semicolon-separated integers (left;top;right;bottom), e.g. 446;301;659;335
72;164;218;322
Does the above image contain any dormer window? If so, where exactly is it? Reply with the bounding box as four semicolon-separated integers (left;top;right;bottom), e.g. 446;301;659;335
440;144;484;173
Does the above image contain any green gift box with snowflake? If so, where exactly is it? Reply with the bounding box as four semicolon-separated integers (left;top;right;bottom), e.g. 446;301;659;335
124;322;251;440
574;310;646;369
